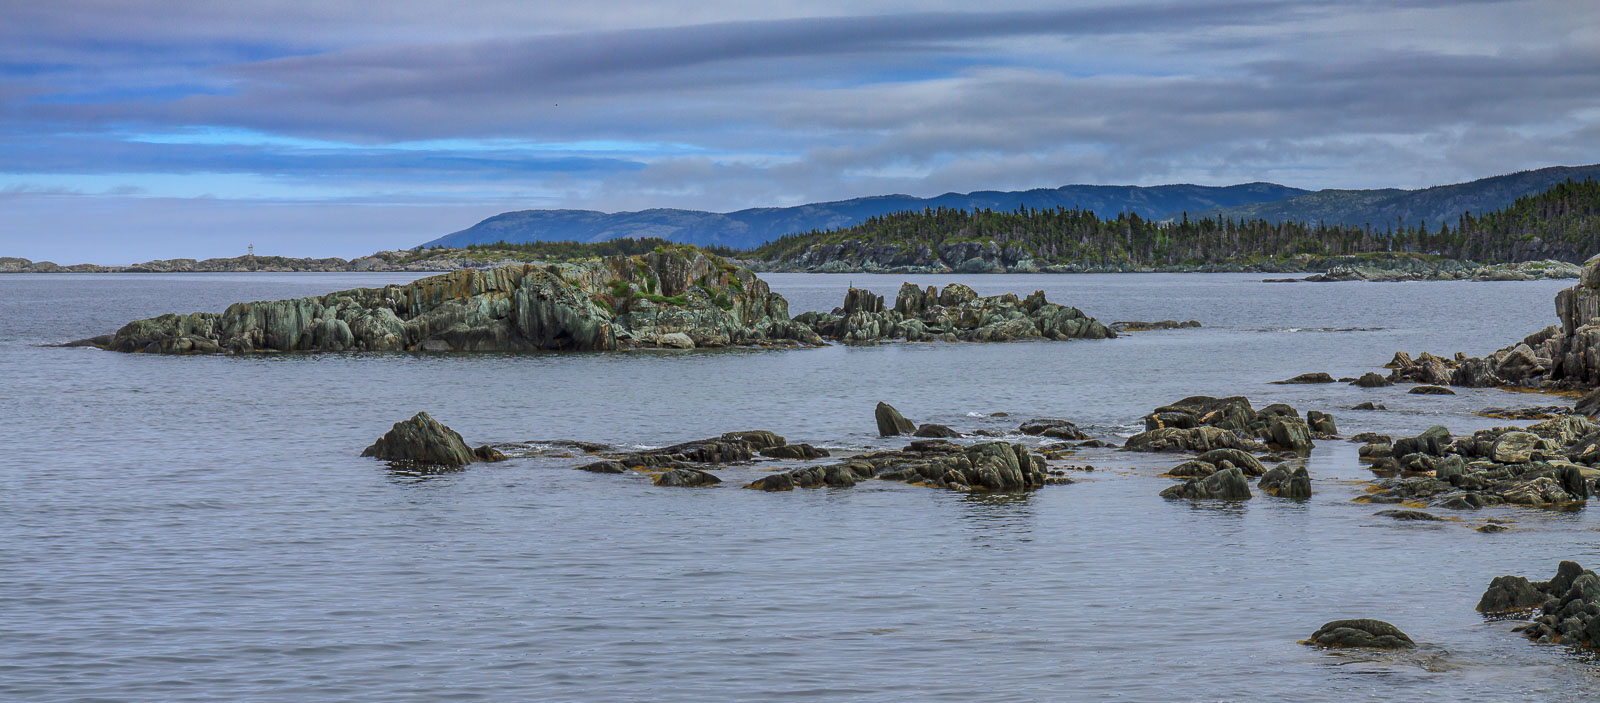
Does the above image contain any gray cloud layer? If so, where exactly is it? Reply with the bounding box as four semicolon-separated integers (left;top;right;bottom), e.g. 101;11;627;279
0;0;1596;259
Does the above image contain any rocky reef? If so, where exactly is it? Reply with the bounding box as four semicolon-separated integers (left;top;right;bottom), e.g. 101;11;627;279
1479;561;1600;651
1356;418;1599;509
80;248;823;353
792;282;1114;344
361;412;504;469
1383;254;1600;391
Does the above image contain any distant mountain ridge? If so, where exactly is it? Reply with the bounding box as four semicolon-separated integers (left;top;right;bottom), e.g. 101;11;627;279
1196;165;1600;228
423;164;1600;250
422;183;1308;250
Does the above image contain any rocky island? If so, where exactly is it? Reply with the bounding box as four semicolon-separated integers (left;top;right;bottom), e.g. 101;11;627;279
75;246;1116;354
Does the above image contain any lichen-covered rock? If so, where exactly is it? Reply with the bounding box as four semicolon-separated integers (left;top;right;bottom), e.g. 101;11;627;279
1195;448;1266;477
1267;416;1314;455
875;402;917;436
654;468;722;487
760;443;830;460
83;248;825;354
1259;463;1312;498
361;412;480;468
1305;620;1415;649
1160;466;1252;500
1352;372;1392;387
792;282;1115;344
1307;410;1337;436
1480;561;1600;652
1163;460;1217;478
912;423;961;438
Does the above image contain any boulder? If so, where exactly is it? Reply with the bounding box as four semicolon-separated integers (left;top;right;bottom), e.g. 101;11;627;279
1305;620;1415;649
722;430;786;451
1480;562;1600;651
1307;410;1337;436
1393;426;1451;457
875;402;917;436
1195;448;1267;477
1266;416;1314;455
1160;466;1252;500
1164;460;1217;478
361;412;480;468
1352;372;1392;388
1259;463;1312;499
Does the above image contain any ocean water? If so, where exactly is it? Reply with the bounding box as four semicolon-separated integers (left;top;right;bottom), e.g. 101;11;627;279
1;271;1597;702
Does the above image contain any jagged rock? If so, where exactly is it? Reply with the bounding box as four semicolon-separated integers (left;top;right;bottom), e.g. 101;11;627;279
1160;466;1252;500
1018;418;1089;440
1409;385;1456;395
760;443;830;460
1272;372;1336;384
1577;388;1600;417
361;412;480;468
654;468;722;487
83;248;824;354
1305;620;1415;649
1352;372;1392;387
1480;561;1600;651
912;423;961;438
1267;416;1314;455
1196;448;1267;476
1306;410;1337;436
876;402;917;436
1260;463;1312;498
1393;426;1452;457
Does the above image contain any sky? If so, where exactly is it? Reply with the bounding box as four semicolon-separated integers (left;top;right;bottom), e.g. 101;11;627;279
1;0;1597;263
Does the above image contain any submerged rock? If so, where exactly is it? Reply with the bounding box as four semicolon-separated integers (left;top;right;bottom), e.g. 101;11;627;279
1375;509;1444;521
1272;372;1336;384
1305;620;1415;649
361;412;488;468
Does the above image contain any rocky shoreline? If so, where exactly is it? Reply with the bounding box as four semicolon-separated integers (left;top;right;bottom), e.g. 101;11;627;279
1381;254;1600;393
72;247;1119;353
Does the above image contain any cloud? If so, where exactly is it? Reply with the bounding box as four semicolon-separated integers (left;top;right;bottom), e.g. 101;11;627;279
0;0;1597;259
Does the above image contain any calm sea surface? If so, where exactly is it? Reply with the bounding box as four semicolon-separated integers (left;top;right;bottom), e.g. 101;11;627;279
2;272;1597;702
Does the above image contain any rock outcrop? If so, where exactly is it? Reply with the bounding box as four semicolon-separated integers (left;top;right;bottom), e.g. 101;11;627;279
1357;418;1599;509
361;412;501;468
1478;562;1600;651
875;402;917;436
1160;466;1252;500
1125;396;1315;455
81;247;824;354
1304;620;1416;649
792;283;1114;345
748;440;1051;493
1383;254;1600;391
